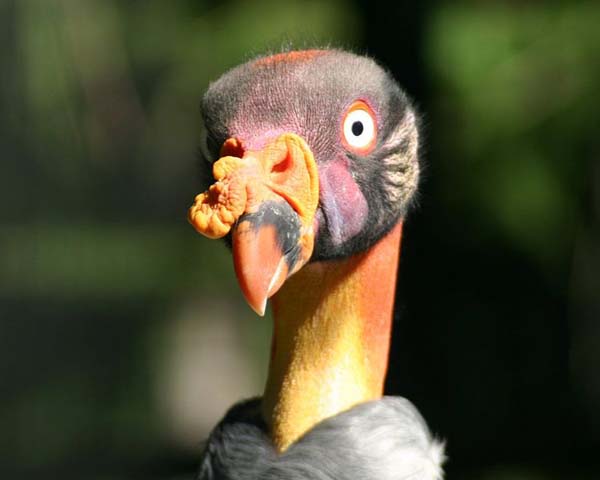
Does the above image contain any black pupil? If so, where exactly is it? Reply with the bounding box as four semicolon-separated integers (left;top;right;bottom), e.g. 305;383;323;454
351;121;364;136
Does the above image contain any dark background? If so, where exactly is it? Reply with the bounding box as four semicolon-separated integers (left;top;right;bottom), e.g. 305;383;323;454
1;1;599;479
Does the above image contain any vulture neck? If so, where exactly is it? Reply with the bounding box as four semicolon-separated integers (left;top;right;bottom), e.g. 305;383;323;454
263;222;403;452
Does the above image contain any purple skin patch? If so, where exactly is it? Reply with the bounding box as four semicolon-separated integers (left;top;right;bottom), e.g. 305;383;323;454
317;156;368;246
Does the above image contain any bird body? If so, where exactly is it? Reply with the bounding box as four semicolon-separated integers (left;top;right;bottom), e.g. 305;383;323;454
189;49;444;479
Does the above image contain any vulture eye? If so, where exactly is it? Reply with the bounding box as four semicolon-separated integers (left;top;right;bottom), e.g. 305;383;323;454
342;101;377;154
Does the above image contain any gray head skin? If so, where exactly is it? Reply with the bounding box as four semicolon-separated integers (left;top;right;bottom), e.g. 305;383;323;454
199;49;420;261
198;397;445;480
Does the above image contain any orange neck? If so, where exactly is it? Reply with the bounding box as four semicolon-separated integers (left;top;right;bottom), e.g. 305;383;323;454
263;222;403;451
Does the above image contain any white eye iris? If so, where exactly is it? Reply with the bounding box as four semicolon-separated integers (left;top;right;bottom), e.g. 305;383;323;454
343;108;376;150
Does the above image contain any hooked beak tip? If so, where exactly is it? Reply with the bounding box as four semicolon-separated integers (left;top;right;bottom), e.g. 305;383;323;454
253;300;267;317
233;217;291;316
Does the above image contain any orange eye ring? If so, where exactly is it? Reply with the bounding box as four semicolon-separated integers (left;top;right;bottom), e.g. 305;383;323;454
341;100;377;155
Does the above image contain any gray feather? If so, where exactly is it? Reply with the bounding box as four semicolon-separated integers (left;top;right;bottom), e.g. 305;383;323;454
198;396;445;480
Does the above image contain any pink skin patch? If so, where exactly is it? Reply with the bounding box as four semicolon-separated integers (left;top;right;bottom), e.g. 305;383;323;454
254;50;327;67
232;128;292;151
318;157;368;246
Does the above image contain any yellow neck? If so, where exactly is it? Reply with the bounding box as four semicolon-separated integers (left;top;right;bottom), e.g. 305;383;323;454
262;223;403;452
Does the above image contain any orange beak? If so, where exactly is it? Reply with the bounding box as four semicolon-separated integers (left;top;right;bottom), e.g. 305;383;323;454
188;133;319;315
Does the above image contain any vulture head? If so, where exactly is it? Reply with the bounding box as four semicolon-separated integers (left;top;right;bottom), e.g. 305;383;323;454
191;49;419;313
189;49;443;480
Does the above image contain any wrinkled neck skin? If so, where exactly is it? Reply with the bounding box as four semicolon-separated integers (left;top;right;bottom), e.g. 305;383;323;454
263;222;403;452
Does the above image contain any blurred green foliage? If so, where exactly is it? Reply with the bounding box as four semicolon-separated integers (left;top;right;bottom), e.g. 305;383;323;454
1;0;598;479
427;2;599;270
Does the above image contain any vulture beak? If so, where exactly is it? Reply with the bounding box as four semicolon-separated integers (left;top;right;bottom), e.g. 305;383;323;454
188;133;320;315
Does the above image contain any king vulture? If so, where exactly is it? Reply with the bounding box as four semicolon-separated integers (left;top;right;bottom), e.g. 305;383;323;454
188;49;445;480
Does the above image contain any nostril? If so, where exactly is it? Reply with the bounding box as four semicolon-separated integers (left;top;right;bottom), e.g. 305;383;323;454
272;151;293;175
220;137;245;158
